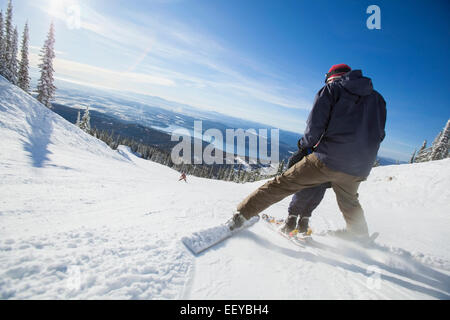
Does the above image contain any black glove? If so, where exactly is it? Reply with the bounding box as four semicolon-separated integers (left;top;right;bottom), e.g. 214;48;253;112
288;149;307;169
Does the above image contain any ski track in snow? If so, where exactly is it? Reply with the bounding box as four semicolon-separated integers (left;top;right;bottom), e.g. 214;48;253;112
1;76;450;299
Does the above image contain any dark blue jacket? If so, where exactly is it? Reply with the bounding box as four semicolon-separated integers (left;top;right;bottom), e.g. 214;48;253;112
299;70;387;177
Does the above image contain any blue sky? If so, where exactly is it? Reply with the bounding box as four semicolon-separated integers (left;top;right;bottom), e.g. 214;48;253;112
2;0;449;161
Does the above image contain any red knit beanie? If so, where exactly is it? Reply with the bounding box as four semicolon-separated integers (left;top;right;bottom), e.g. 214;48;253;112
325;64;351;83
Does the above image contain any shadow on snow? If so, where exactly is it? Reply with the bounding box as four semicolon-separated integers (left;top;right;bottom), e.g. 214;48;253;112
22;107;54;168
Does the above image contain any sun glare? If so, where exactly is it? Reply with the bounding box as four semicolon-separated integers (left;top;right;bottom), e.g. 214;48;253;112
45;0;82;30
47;0;64;17
47;0;79;18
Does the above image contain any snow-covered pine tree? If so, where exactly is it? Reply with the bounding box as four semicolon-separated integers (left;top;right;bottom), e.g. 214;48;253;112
5;26;18;84
409;149;416;164
430;120;450;161
18;22;30;92
2;0;14;81
226;166;233;181
217;166;223;180
37;22;56;108
208;166;214;179
414;140;430;163
79;106;91;133
0;10;4;75
235;164;242;182
432;131;442;148
277;159;285;175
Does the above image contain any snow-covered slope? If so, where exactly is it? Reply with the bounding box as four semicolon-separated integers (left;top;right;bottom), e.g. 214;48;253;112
1;76;449;299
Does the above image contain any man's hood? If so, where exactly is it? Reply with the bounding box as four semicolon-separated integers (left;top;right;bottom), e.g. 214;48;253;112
340;70;374;96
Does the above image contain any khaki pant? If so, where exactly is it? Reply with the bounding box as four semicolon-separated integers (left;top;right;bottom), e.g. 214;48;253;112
237;153;369;236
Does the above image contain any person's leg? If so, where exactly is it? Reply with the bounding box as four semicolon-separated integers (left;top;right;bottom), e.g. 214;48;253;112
237;154;331;219
331;176;368;236
287;192;303;217
287;184;328;232
292;183;329;218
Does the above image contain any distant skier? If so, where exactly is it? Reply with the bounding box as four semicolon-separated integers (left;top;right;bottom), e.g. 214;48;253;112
179;172;187;183
228;64;387;240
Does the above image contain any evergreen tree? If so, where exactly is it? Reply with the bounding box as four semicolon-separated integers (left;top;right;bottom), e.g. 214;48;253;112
409;149;416;164
0;10;4;75
431;131;442;149
37;22;56;108
430;120;450;161
18;22;30;92
414;140;429;163
5;26;18;84
227;166;233;181
2;1;14;81
419;140;427;152
277;160;286;175
79;106;91;132
236;164;242;182
208;166;214;179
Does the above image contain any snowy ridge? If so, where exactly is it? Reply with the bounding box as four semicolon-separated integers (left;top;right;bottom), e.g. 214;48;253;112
1;76;449;299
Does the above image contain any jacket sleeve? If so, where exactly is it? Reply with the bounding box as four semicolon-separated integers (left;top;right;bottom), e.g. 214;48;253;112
299;85;334;149
379;93;387;142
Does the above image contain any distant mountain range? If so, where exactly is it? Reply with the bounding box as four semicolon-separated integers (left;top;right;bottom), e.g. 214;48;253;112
51;82;403;166
52;85;299;162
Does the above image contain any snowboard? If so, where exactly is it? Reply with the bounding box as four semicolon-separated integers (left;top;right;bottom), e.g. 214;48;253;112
182;215;260;255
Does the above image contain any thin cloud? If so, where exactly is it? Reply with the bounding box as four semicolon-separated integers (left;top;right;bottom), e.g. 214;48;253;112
30;45;65;56
29;52;176;88
32;0;312;113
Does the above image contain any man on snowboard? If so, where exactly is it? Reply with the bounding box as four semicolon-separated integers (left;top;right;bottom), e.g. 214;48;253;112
228;64;387;239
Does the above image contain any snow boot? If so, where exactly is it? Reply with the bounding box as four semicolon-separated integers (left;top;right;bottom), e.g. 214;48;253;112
281;215;297;234
297;217;310;234
226;212;248;231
